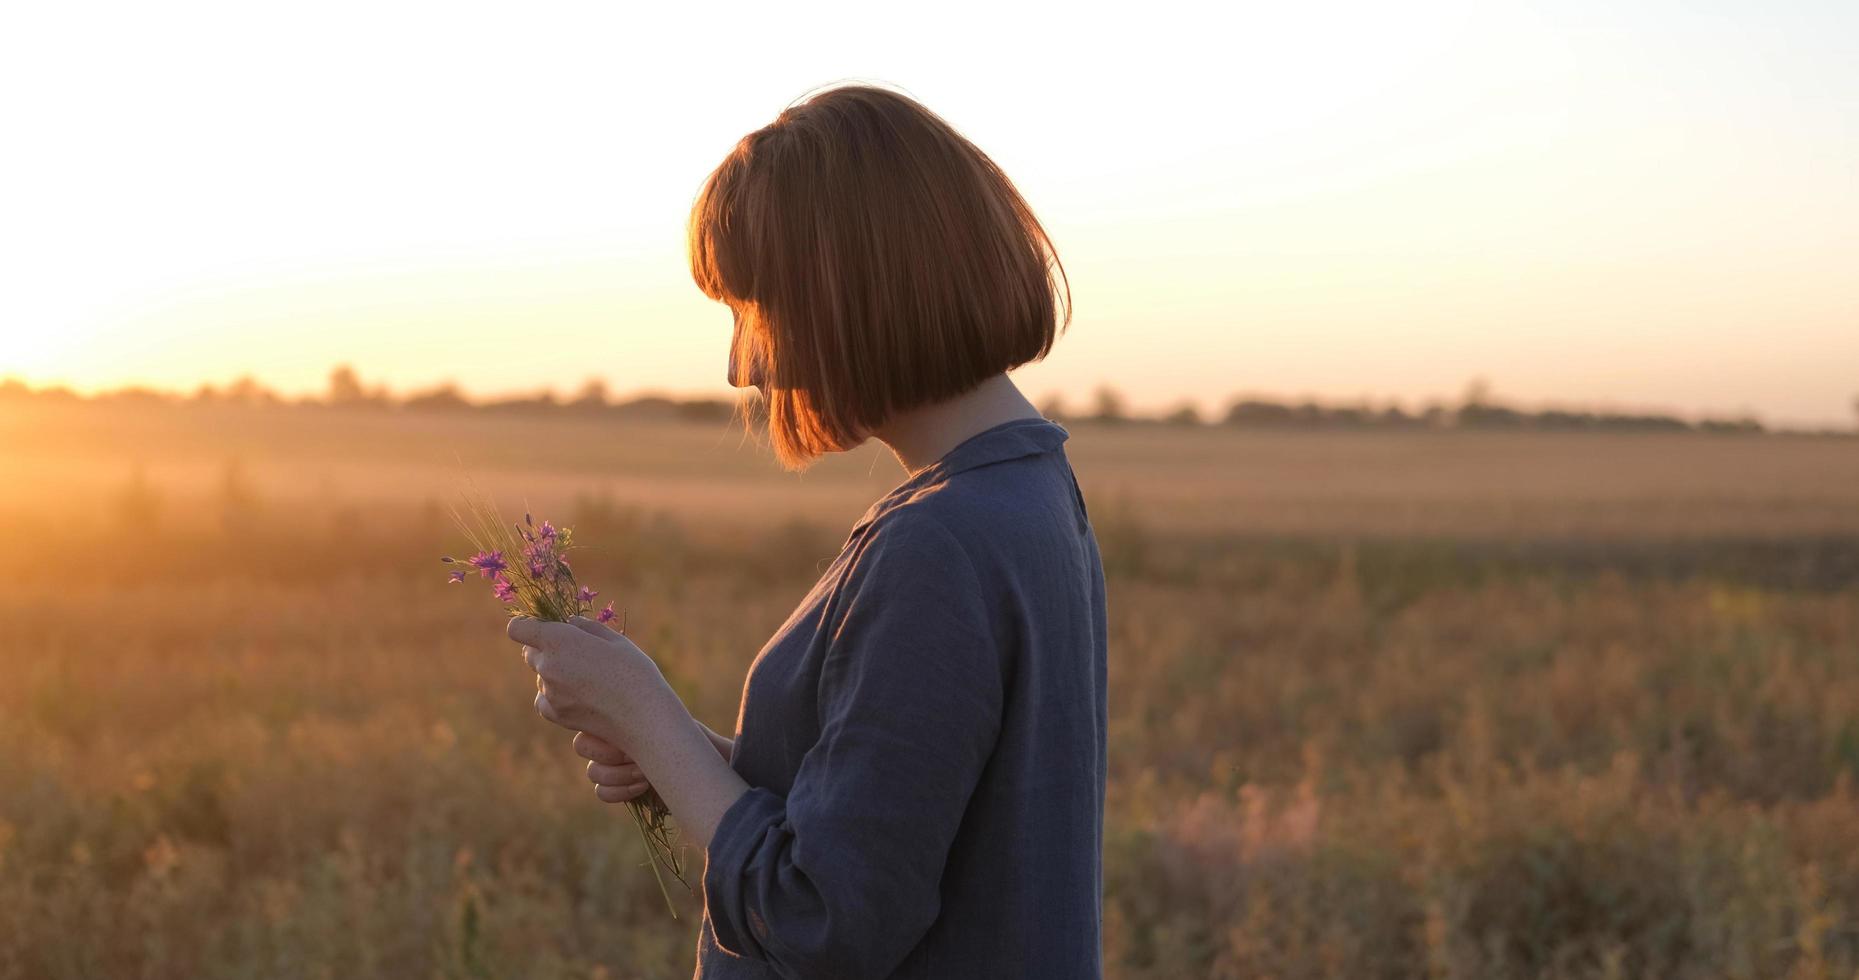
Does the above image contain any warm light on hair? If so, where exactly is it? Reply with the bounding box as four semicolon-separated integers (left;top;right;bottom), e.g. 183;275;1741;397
687;82;1072;471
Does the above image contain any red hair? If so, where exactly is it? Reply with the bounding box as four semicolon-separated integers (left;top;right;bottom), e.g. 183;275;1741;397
688;82;1071;471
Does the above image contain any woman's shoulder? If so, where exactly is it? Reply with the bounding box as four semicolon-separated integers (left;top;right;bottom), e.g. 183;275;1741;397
846;500;981;585
856;454;1084;583
833;417;1088;590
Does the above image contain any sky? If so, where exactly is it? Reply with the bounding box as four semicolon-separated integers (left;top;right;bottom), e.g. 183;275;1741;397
1;1;1855;426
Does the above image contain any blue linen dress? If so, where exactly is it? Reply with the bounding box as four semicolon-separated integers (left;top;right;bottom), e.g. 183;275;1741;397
693;416;1109;979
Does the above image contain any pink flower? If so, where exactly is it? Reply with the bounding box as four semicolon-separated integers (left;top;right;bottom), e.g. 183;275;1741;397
491;575;518;603
596;601;616;624
577;586;598;604
467;551;507;579
447;570;467;584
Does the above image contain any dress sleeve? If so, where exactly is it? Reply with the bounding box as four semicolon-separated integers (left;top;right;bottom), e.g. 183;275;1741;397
702;511;1005;979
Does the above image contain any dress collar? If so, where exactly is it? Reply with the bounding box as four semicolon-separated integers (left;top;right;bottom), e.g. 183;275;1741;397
846;416;1071;536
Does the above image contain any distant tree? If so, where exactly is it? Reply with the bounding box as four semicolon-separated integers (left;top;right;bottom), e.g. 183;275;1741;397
1698;416;1764;434
224;375;279;407
485;388;561;414
1162;401;1203;426
1459;402;1526;429
614;395;679;417
33;384;78;402
328;364;366;405
675;398;735;423
404;383;472;412
1328;402;1371;428
324;364;391;409
99;386;171;408
1224;399;1295;427
571;377;610;411
1536;409;1593;431
1461;376;1494;410
1090;384;1126;423
1377;404;1416;428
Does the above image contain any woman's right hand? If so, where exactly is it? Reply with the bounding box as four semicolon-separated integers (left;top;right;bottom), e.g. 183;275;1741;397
573;727;735;805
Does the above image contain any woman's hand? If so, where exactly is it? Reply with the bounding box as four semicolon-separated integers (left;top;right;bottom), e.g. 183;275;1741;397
514;613;753;850
574;730;655;803
508;614;683;751
573;726;735;804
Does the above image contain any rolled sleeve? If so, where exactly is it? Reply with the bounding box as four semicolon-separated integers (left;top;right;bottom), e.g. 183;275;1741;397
700;513;1004;979
703;785;789;959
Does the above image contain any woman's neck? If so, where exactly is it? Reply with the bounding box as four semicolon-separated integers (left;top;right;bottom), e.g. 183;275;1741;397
872;373;1044;476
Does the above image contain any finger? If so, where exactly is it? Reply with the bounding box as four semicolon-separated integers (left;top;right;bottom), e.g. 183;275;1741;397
586;761;644;785
507;615;543;646
510;617;584;653
568;614;625;643
534;690;561;725
596;782;649;804
573;730;629;765
523;645;549;676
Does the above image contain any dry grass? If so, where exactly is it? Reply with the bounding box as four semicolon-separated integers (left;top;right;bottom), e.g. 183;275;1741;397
1;403;1856;978
5;400;1858;537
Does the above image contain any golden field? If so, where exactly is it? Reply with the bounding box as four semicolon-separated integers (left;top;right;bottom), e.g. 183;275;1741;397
2;398;1857;979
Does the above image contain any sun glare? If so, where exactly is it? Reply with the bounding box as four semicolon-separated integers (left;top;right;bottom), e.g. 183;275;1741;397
0;324;95;387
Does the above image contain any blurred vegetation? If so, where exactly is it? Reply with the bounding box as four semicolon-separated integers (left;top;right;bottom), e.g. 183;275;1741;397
2;473;1857;978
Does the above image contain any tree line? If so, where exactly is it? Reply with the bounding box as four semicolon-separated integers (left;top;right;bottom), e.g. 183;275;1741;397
3;366;1849;436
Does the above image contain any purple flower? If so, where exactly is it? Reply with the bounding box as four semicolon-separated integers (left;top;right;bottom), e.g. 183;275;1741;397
467;550;507;579
491;575;518;603
538;521;557;540
447;570;467;584
528;558;548;579
577;586;598;604
595;601;616;624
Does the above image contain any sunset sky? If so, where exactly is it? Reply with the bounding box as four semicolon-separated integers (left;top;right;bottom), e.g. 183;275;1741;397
2;1;1854;426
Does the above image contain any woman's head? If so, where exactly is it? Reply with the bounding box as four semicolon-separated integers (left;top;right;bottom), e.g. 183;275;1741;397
688;82;1071;471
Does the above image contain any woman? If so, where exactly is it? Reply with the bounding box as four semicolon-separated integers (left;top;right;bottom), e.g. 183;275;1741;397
509;82;1108;979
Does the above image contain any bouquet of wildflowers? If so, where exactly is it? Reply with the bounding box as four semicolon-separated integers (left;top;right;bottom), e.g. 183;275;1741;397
441;484;689;916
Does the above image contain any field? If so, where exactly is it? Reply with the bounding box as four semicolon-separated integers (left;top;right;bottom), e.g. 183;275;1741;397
2;399;1857;979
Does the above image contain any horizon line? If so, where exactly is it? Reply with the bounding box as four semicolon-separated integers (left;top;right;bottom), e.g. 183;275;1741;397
5;370;1852;436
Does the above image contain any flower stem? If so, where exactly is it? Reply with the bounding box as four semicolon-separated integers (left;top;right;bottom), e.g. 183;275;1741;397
630;801;678;919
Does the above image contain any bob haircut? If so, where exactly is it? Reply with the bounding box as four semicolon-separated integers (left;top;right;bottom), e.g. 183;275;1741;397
688;82;1072;471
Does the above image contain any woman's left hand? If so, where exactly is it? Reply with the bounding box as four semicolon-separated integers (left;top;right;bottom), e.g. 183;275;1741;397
508;614;678;750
